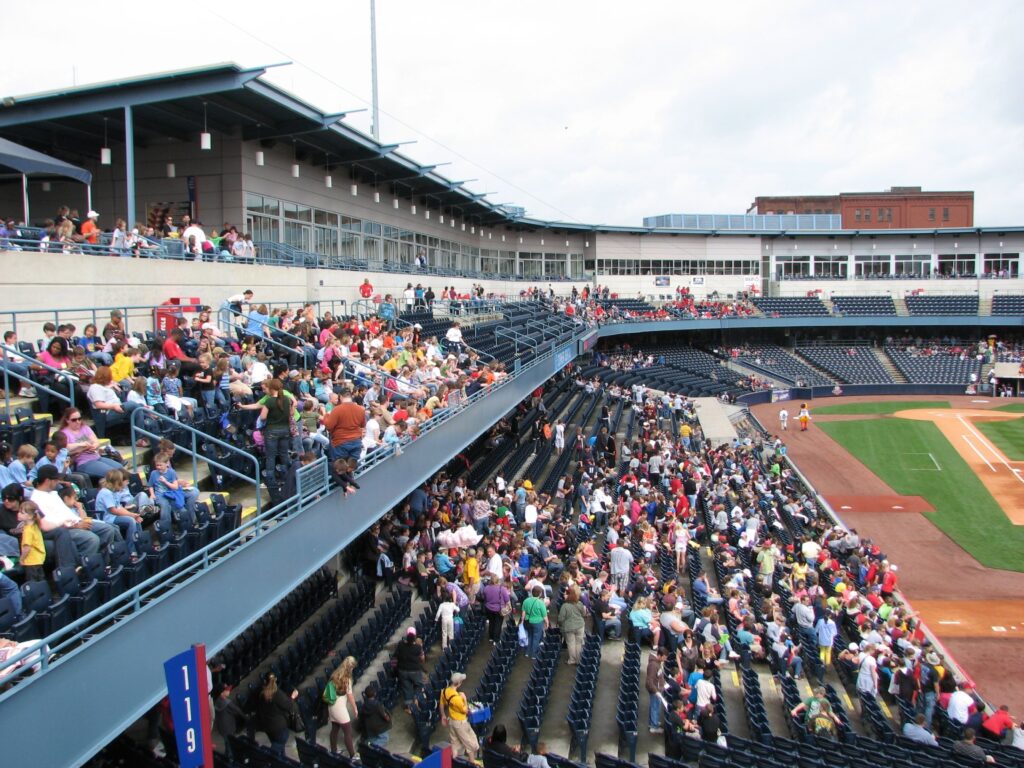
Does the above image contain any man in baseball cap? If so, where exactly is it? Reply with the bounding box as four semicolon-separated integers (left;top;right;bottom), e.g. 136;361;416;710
81;210;100;245
440;671;477;758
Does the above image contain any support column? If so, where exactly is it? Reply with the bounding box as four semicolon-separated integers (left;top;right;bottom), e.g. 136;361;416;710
124;105;135;227
21;174;29;224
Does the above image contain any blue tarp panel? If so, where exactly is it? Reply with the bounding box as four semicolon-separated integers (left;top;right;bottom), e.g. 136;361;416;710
0;137;92;185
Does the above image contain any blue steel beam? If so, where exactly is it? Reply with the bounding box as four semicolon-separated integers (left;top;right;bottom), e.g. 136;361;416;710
0;342;571;768
0;67;266;128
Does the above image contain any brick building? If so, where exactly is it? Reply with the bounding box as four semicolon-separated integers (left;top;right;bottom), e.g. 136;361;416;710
748;186;973;229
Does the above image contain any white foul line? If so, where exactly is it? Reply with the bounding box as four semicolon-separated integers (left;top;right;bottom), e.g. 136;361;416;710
928;452;941;471
958;415;1024;485
962;434;996;472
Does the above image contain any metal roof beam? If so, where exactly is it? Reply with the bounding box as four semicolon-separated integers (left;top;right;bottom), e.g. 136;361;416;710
0;67;266;129
240;110;366;141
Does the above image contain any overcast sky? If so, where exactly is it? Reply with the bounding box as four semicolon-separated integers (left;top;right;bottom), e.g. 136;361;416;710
3;1;1022;226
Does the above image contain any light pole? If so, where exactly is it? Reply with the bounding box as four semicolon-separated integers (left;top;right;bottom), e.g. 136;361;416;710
370;0;380;141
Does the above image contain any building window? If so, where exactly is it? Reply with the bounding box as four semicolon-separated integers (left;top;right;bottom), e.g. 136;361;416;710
854;209;861;222
929;208;936;221
943;207;950;221
864;209;872;222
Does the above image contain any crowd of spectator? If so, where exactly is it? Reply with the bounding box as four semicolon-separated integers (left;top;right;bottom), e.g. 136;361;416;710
0;206;258;261
340;377;1023;761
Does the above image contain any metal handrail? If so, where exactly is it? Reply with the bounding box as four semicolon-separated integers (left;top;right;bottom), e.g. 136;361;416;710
0;326;583;689
0;299;342;341
2;234;590;283
129;409;263;510
494;326;538;355
0;454;331;692
0;343;77;415
219;307;311;348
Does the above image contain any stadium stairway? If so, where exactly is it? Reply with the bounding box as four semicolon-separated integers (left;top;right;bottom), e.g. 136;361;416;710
873;348;908;383
790;350;840;385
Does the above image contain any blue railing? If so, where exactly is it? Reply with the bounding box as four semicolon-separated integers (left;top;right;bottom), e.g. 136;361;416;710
128;409;262;507
0;231;591;282
0;454;331;692
0;343;77;415
0;299;349;343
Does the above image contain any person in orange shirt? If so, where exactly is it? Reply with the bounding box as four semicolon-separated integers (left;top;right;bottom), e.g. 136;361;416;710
81;210;101;244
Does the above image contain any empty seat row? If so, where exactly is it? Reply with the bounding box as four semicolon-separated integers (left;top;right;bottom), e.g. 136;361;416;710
796;346;894;383
752;297;829;316
904;295;979;315
885;346;981;384
831;295;897;315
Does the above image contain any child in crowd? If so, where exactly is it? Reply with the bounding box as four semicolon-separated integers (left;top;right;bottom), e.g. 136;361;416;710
8;444;38;487
31;438;69;481
127;377;149;408
148;452;198;531
95;468;144;554
17;501;46;582
145;367;165;409
213;357;232;409
162;362;196;419
193;353;216;409
332;458;360;496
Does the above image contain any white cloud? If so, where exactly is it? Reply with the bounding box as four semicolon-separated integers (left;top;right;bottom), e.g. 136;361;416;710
2;0;1021;225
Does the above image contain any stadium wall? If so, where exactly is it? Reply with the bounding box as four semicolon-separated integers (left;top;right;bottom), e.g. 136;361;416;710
0;250;591;340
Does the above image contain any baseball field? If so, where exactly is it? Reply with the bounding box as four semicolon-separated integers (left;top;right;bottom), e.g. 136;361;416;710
751;395;1024;715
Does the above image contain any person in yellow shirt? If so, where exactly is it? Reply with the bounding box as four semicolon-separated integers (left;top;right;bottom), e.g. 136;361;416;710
111;342;141;386
18;501;46;582
678;422;692;449
462;549;481;600
439;672;478;758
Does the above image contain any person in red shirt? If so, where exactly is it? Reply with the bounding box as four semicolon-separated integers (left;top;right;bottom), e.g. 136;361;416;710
880;563;898;598
81;210;101;244
981;705;1015;741
359;279;374;299
162;329;199;374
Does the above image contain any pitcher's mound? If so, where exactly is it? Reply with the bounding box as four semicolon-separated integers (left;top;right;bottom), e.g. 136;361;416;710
825;495;935;514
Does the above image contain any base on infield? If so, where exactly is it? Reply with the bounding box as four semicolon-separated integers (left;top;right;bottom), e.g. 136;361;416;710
824;494;934;514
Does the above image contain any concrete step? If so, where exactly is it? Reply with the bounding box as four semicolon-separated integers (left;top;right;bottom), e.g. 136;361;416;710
791;350;838;384
872;347;908;384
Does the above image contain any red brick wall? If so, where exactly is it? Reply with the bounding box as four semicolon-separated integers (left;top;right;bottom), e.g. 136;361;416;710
839;193;973;229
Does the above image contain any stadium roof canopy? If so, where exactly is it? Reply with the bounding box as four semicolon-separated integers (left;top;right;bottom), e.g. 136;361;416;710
0;63;524;228
2;62;1022;238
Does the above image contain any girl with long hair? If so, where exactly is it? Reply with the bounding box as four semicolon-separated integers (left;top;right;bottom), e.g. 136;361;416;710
327;656;359;756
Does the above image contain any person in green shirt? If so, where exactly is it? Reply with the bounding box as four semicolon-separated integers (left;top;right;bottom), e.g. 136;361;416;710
521;586;548;660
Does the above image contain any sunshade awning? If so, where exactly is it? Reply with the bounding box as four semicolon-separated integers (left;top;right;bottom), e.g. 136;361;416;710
0;136;92;184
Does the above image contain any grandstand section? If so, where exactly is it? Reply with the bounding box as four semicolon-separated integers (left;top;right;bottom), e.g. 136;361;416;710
795;344;894;384
729;344;834;387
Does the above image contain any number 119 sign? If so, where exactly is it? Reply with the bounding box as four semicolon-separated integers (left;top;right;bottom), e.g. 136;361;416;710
163;644;214;768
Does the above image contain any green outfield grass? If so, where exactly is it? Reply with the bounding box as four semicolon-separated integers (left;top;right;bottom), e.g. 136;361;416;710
812;401;950;416
993;403;1024;413
819;419;1024;572
976;419;1024;461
